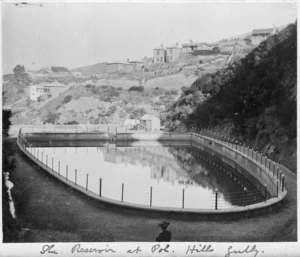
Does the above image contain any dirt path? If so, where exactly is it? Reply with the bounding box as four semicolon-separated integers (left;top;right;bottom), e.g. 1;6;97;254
8;139;297;242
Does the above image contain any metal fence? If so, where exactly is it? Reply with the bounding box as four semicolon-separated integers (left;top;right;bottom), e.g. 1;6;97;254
18;130;286;210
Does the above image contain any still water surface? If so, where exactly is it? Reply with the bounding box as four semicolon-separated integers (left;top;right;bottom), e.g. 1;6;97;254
28;145;256;209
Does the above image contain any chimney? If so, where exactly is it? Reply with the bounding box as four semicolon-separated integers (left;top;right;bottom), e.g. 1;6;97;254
127;58;130;63
176;42;178;47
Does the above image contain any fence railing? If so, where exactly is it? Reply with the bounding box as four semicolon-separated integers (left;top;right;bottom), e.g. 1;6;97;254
190;129;286;198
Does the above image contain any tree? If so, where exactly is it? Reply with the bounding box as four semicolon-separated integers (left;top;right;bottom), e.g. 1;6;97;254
2;109;12;137
13;65;25;75
12;64;31;85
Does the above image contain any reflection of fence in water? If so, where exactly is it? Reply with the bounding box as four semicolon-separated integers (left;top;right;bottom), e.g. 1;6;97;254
19;133;286;210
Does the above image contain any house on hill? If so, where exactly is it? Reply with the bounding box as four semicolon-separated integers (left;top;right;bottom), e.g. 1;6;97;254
251;28;275;46
166;43;182;62
29;81;67;100
153;44;166;63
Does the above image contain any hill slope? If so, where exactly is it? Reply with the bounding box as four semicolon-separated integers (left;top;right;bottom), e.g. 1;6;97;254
165;22;297;171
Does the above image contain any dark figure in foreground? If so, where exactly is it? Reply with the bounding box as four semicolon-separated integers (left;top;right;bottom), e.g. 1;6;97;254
156;221;172;242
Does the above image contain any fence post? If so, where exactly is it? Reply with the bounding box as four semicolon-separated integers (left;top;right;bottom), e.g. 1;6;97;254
99;178;102;197
215;189;218;210
282;175;285;192
86;174;89;190
264;184;267;202
243;187;247;207
58;161;60;175
66;165;68;181
75;169;77;185
42;152;44;163
279;171;282;185
182;188;185;209
276;180;279;197
34;148;36;157
150;186;152;207
121;183;124;202
37;149;39;160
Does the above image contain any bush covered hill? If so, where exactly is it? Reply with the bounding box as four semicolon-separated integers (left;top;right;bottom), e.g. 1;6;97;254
165;22;297;172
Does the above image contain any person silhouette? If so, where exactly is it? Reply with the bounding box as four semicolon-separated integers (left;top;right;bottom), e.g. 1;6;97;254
156;221;172;242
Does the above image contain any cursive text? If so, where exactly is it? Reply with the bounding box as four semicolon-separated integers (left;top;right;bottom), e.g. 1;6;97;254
71;244;116;254
225;245;261;257
40;244;58;255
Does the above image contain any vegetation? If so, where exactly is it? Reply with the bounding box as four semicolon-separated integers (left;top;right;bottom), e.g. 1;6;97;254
166;23;297;171
2;109;12;137
12;65;32;85
2;110;20;242
51;66;69;73
128;85;145;92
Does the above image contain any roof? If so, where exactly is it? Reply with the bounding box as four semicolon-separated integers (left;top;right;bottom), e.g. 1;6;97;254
141;114;160;120
44;81;66;88
252;28;274;35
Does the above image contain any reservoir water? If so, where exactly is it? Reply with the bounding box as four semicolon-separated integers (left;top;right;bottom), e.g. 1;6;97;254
27;142;262;209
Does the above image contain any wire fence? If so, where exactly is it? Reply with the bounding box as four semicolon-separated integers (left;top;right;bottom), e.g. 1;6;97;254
18;130;286;211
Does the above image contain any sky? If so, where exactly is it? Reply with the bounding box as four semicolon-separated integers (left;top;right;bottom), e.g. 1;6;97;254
1;1;297;74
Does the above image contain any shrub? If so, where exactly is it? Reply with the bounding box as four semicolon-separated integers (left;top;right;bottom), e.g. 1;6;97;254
64;120;79;125
44;112;60;124
62;95;72;105
128;85;144;92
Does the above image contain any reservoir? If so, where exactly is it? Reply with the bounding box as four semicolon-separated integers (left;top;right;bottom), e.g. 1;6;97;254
26;142;263;209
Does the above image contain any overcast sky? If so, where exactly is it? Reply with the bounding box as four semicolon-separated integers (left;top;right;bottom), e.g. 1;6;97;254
2;1;297;74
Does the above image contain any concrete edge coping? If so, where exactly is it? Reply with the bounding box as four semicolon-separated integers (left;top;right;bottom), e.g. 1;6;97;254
17;136;288;215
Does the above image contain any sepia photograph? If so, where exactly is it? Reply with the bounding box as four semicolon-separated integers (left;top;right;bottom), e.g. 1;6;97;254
1;0;298;256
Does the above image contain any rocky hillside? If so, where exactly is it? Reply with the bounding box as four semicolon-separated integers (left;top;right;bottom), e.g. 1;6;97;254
165;22;297;171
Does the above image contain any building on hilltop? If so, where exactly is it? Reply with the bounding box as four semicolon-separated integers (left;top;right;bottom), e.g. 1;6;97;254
153;44;166;63
166;43;182;62
251;28;275;46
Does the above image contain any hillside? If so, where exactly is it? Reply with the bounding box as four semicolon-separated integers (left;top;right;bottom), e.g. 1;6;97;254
165;22;297;171
4;30;256;127
72;62;107;76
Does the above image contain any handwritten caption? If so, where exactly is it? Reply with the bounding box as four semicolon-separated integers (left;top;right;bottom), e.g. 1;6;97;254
40;243;264;257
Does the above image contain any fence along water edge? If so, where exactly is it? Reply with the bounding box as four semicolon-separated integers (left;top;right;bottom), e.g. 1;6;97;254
17;128;287;212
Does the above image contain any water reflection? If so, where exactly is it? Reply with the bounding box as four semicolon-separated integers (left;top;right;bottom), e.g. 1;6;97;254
27;145;262;209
